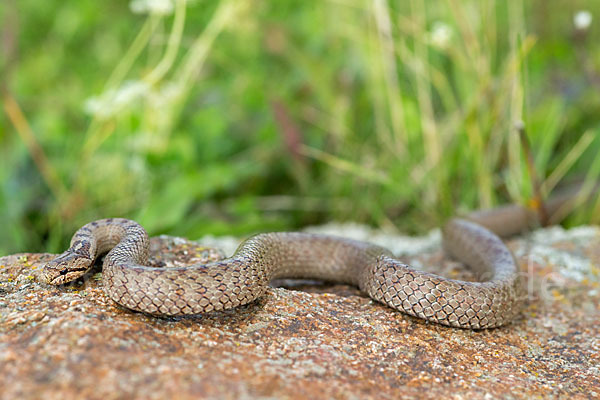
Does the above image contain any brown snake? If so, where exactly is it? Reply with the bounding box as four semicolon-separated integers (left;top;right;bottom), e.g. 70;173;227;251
41;184;587;329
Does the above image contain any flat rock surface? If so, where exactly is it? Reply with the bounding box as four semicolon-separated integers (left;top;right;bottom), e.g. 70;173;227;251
1;224;599;400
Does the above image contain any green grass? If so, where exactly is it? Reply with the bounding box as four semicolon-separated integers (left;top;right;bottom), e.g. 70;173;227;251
2;0;600;255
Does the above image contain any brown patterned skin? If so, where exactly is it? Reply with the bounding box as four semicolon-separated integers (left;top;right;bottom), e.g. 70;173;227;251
42;217;523;329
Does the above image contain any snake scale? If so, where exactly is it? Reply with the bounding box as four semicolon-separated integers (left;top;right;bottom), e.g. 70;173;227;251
42;184;587;329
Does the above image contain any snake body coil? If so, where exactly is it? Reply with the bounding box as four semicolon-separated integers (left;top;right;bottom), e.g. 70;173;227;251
43;217;523;329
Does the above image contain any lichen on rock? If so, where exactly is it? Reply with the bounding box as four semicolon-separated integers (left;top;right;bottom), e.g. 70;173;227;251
1;225;598;399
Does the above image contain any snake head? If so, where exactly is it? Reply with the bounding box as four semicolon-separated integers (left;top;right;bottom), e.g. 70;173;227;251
41;251;95;285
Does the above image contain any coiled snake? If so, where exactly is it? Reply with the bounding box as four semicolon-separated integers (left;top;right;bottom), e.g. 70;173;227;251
41;185;584;329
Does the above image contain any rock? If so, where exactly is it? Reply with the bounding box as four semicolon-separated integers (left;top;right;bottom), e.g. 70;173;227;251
1;224;599;399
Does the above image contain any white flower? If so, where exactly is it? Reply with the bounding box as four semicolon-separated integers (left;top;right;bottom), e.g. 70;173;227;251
130;0;174;15
574;10;592;30
84;80;150;118
430;21;452;49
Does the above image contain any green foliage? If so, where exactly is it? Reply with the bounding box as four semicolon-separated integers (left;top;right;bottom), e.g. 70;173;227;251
2;0;600;254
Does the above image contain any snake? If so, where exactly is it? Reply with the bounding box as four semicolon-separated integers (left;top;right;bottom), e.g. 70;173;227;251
41;183;589;329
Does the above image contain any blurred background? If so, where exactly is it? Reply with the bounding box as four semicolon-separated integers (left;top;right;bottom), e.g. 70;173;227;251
1;0;600;255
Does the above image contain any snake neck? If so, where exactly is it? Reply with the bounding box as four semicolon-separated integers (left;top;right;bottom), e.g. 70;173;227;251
72;218;150;265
